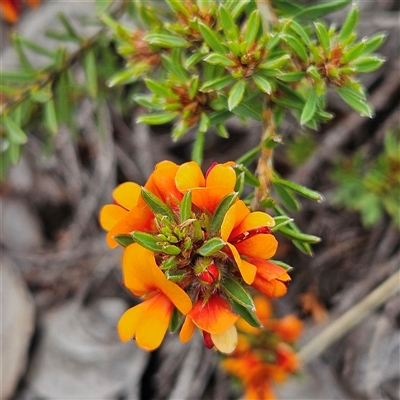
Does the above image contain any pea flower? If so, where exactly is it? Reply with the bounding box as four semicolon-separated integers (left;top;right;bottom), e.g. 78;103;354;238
100;160;291;353
0;0;39;23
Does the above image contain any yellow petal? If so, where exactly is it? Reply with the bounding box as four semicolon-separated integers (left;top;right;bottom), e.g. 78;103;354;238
211;324;238;354
113;182;141;210
99;204;128;231
179;316;196;343
206;164;236;191
221;200;249;241
230;211;275;239
157;278;192;315
135;292;174;351
226;243;257;284
151;161;183;206
117;302;148;342
175;161;205;192
235;234;278;259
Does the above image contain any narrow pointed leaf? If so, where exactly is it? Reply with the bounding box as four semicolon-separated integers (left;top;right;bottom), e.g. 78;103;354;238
145;33;188;48
198;22;225;53
271;175;323;201
200;75;234;92
191;129;205;165
204;53;236;67
137;112;178;125
180;190;192;222
114;234;135;247
336;86;373;117
273;183;300;212
269;259;292;272
314;22;330;54
228;80;246;111
210;192;238;234
141;187;176;220
131;231;163;252
222;276;255;309
277;226;321;243
339;7;359;42
232;302;262;328
84;50;98;97
253;75;272;94
197;237;226;256
44;99;58;135
300;88;318;125
3;115;27;144
244;10;261;46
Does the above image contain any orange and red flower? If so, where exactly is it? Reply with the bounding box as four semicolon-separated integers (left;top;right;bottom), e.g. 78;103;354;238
1;0;39;23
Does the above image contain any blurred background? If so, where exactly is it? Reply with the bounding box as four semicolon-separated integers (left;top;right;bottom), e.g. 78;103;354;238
1;1;399;399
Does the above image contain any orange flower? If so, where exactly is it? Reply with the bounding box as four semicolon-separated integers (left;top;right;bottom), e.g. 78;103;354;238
118;243;192;351
180;293;239;353
272;314;303;342
221;199;277;284
1;0;39;23
251;258;291;298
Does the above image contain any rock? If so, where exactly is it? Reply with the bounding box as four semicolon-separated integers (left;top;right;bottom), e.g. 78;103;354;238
0;255;36;399
0;197;44;250
26;298;149;399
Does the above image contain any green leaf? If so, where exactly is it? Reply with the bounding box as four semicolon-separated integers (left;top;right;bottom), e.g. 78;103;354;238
184;52;205;69
234;171;245;196
198;112;210;133
288;19;311;46
295;0;351;19
361;33;387;55
341;41;366;63
162;53;188;81
162;245;182;255
271;175;323;201
234;164;260;187
198;22;225;53
222;276;255;309
141;187;176;220
204;53;236;67
236;146;260;166
219;5;239;41
84;50;98;97
244;10;261;47
44;99;58;135
271;216;294;232
282;34;308;61
18;35;55;58
314;22;330;55
107;67;139;87
300;88;318;125
11;34;34;72
114;234;135;247
144;79;179;99
228;80;246;111
278;71;306;82
200;75;234;92
273;183;300;212
339;7;359;43
180;190;192;222
137;113;178;125
209;192;238;234
215;123;230;138
191;129;205;165
131;231;163;252
3;115;27;144
276;226;321;244
252;75;272;94
169;308;183;333
165;0;190;18
145;33;188;48
58;13;82;42
351;56;385;73
232;301;262;328
197;237;226;256
0;71;34;82
269;259;292;272
336;86;373;117
259;54;291;70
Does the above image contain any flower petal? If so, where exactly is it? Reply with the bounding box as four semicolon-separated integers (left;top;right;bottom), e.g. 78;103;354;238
234;234;278;259
191;187;234;214
151;161;183;206
226;243;257;285
179;316;196;343
117;301;149;342
230;211;275;240
221;200;249;241
107;204;154;248
175;161;205;192
211;324;238;354
99;204;128;231
135;292;174;351
113;182;142;210
188;294;238;334
206;164;236;191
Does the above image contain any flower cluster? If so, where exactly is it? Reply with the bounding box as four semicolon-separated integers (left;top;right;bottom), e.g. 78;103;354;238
0;0;39;23
223;296;303;400
100;161;291;352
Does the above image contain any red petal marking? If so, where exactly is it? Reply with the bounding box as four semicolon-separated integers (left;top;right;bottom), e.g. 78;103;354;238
230;226;273;244
202;331;214;349
206;162;218;178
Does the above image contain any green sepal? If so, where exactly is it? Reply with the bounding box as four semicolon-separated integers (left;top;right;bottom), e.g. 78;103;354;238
160;257;179;271
162;245;182;255
166;270;187;282
232;301;262;328
180;190;192;222
197;237;226;256
141;187;176;221
169;308;183;333
222;276;255;309
114;234;135;247
228;80;246;111
145;33;188;48
234;172;245;196
209;192;238;234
